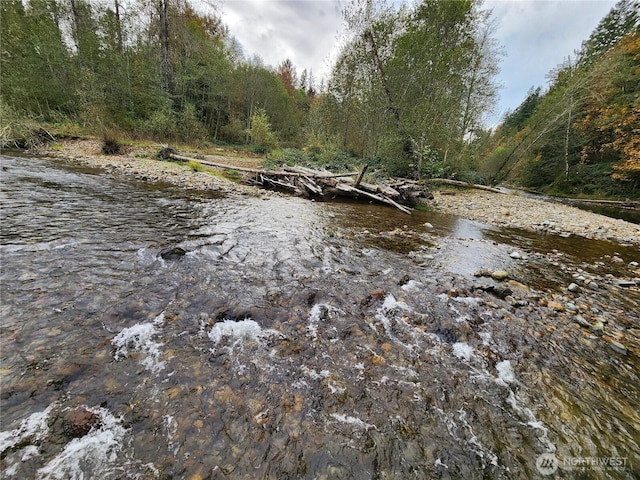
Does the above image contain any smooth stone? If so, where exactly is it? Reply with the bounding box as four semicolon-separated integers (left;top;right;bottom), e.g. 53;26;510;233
608;340;628;355
491;270;509;281
573;315;591;328
568;283;581;293
509;251;521;259
160;246;187;260
548;301;565;312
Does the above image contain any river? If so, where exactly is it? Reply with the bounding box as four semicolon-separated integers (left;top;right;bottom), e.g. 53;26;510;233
1;154;639;479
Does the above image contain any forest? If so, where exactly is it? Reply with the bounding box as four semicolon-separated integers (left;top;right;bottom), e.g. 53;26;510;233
1;0;639;198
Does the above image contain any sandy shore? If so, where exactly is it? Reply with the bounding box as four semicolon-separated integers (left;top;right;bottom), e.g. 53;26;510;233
37;139;640;245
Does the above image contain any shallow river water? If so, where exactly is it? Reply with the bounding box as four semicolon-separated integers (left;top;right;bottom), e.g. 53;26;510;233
1;154;639;479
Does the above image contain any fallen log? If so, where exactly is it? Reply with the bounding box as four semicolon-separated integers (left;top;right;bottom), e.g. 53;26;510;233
169;153;268;174
425;178;505;194
354;164;368;187
167;153;359;178
282;165;360;178
162;151;431;214
333;183;413;214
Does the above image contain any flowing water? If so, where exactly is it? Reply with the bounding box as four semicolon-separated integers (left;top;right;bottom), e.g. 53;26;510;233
1;154;639;479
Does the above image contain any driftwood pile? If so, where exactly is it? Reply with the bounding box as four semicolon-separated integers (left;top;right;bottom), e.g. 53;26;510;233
164;152;432;214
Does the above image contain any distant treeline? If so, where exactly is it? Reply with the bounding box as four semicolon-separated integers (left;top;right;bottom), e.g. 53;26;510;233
481;0;640;198
1;0;638;197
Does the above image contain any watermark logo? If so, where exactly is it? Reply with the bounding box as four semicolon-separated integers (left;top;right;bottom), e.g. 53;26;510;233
536;453;630;475
536;453;559;475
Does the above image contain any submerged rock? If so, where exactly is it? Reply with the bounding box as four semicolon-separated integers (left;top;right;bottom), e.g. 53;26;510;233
63;407;101;438
160;246;187;260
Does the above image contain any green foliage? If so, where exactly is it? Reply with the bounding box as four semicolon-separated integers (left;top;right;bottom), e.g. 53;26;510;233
265;145;360;173
3;0;636;200
481;1;640;198
501;88;542;133
1;0;308;148
179;103;208;145
143;108;179;140
320;0;501;178
409;136;445;179
246;108;278;152
0;98;42;148
579;0;639;67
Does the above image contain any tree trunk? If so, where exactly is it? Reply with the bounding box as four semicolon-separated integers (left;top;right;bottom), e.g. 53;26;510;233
114;0;123;54
158;0;171;93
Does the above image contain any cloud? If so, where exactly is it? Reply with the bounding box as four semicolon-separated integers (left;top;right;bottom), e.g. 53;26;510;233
486;0;617;123
222;0;345;80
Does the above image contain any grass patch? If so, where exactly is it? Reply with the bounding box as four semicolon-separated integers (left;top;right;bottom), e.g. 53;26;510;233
222;169;242;182
188;160;205;172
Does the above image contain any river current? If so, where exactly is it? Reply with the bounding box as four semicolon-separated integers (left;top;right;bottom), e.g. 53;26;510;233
1;154;639;479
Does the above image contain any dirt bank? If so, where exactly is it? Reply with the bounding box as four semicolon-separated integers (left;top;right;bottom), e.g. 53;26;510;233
36;139;640;245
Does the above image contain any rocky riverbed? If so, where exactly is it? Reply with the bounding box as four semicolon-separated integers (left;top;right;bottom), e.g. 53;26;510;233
431;190;639;245
36;139;640;245
2;149;639;478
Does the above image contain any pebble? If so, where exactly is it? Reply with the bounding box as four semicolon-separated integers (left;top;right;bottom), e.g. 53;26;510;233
509;252;521;259
491;270;509;281
63;407;101;438
573;315;591;329
608;340;628;355
565;303;578;313
567;283;581;293
548;301;565;312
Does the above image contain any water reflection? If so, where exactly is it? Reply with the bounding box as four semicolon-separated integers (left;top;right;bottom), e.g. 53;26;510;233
1;155;638;479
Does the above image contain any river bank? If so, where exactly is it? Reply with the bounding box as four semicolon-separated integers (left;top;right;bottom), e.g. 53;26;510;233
31;139;640;245
431;190;640;246
36;139;262;197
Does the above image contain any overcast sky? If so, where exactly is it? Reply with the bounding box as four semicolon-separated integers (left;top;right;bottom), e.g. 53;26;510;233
219;0;618;126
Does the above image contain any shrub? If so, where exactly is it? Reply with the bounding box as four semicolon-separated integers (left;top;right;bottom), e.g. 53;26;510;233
246;108;279;152
220;116;246;145
102;132;123;155
144;108;178;140
179;103;207;144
